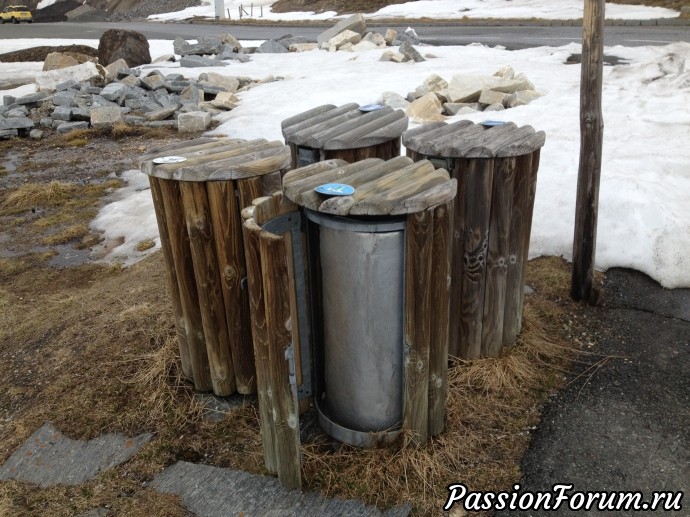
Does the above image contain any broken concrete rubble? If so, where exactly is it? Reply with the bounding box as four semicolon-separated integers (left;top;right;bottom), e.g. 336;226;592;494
385;68;543;122
0;49;276;139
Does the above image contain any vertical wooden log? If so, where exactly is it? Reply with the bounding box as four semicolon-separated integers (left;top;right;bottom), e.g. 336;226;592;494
516;149;541;334
242;219;277;474
287;143;299;170
428;201;452;436
411;150;465;359
283;233;303;388
503;153;532;346
481;157;516;356
158;179;212;392
403;209;434;445
237;176;264;212
179;181;236;396
244;225;271;448
458;159;494;359
448;159;467;358
572;0;605;303
149;176;192;379
260;231;301;489
207;180;256;394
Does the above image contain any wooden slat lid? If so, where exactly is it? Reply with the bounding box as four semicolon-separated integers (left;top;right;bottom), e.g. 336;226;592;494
402;120;545;158
281;104;409;151
282;156;457;216
139;137;291;181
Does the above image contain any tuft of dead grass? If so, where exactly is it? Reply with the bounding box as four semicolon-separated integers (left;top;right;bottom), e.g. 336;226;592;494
51;128;93;148
108;122;175;140
0;181;77;212
135;238;156;252
42;223;90;246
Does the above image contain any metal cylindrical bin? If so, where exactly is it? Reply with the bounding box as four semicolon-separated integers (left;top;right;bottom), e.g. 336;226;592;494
403;120;546;360
242;156;455;486
138;137;291;396
307;211;406;438
281;103;408;169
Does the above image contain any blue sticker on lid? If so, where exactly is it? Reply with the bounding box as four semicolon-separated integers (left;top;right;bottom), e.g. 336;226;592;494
481;120;508;127
315;183;355;196
359;104;385;112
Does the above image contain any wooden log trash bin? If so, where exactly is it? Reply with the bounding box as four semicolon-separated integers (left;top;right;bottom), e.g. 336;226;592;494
242;156;457;490
403;121;546;359
281;103;408;169
138;137;291;396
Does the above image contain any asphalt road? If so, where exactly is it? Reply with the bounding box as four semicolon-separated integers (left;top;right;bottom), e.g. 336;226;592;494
0;21;689;49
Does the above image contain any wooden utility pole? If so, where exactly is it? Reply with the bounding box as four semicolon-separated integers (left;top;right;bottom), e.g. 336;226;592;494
572;0;605;303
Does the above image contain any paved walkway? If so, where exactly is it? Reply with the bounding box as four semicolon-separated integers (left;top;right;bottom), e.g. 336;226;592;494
498;268;689;516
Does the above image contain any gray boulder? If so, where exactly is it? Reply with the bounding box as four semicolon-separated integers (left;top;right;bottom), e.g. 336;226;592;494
398;27;420;45
317;13;367;45
178;111;211;132
141;71;166;91
179;55;227;68
53;91;78;107
56;121;89;133
276;35;311;49
98;29;151;67
399;42;425;63
90;106;123;129
174;36;223;56
52;106;73;121
0;116;34;130
256;40;289;54
71;107;92;121
7;106;29;118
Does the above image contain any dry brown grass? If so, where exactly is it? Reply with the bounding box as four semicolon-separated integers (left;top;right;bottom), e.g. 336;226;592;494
42;223;90;245
108;122;175;140
135;238;156;252
51;128;93;148
0;251;587;516
0;181;77;212
298;293;579;514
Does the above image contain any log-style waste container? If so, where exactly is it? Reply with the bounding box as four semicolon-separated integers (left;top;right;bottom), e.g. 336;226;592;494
403;120;546;359
281;103;408;169
242;156;456;489
139;137;291;396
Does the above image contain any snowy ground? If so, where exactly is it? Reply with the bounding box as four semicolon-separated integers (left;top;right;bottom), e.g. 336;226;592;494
1;35;689;288
149;0;680;22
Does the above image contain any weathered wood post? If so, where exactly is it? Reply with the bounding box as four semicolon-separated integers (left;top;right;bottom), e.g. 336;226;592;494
139;138;291;397
572;0;605;303
403;121;545;359
281;103;408;169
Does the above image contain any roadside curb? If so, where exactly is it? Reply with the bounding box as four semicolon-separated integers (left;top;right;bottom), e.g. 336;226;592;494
177;17;690;28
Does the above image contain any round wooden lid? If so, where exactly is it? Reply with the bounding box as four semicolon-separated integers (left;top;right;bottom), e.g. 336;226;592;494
139;137;291;181
282;156;456;216
281;103;409;151
402;120;545;158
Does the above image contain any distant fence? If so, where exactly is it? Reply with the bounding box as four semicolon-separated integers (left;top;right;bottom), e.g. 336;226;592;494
238;3;264;19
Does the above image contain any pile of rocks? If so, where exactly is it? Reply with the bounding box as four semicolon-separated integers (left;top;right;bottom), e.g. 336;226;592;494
0;55;276;139
255;13;425;62
382;67;544;123
173;34;252;67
